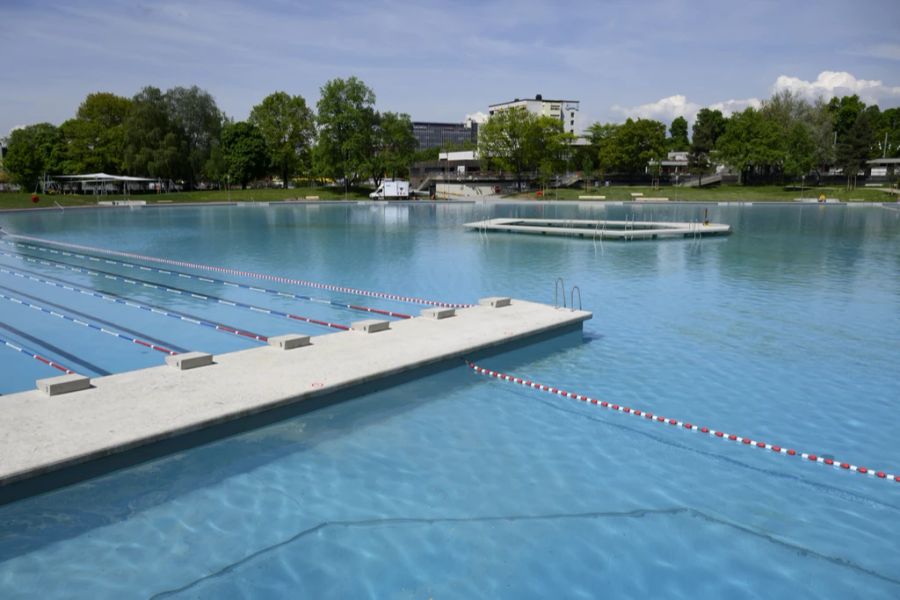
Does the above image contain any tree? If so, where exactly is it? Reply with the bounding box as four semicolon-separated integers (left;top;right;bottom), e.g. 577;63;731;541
689;108;726;183
220;121;267;189
478;107;540;191
715;107;784;184
587;122;620;182
835;106;879;189
874;107;900;159
3;123;60;190
612;118;667;176
55;92;132;174
668;116;689;151
315;76;377;189
783;122;815;183
249;91;315;188
164;86;225;189
123;86;186;180
370;111;417;185
828;94;867;143
806;99;835;177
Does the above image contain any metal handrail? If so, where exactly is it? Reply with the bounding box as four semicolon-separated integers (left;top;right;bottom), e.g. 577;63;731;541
570;285;582;311
554;277;567;309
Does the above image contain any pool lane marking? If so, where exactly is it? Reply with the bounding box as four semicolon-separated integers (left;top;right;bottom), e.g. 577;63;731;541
0;251;350;331
0;266;267;344
0;320;111;376
0;232;472;309
0;332;77;375
0;240;412;320
0;287;179;356
465;361;899;485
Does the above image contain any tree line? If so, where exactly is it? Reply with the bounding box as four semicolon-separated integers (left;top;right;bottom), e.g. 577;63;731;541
476;91;898;189
4;82;898;193
589;92;899;187
2;77;417;191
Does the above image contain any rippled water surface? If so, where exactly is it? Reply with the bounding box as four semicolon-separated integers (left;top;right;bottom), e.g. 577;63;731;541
0;202;898;598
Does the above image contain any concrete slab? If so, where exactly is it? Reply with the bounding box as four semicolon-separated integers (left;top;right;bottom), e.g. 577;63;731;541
351;319;390;333
36;374;91;396
268;334;311;350
421;307;456;320
464;218;732;240
479;297;512;308
0;300;591;489
165;352;214;370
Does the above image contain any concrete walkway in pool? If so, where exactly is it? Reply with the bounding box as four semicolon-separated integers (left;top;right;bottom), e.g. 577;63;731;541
0;299;590;488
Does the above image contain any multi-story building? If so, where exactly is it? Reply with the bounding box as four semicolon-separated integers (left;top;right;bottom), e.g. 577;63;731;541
488;94;581;134
411;121;479;150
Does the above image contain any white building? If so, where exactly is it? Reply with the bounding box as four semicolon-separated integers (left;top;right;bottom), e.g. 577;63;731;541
488;94;581;134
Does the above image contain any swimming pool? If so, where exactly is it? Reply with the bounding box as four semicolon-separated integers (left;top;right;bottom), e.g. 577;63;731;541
0;202;898;598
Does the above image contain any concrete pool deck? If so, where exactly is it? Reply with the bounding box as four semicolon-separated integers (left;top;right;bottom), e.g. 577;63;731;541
0;299;590;492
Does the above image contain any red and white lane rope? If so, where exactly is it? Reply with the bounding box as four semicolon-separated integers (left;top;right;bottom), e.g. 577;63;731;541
0;254;350;332
0;333;76;374
0;290;179;356
0;266;268;343
0;240;412;320
466;361;899;484
2;232;471;309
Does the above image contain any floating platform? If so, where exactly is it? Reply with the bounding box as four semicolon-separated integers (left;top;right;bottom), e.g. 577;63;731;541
465;218;732;240
0;299;590;498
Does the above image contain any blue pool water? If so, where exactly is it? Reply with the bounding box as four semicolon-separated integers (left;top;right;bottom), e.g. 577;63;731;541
0;202;898;598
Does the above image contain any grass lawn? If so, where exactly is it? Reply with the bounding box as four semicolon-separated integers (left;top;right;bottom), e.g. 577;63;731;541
511;184;899;203
0;186;372;210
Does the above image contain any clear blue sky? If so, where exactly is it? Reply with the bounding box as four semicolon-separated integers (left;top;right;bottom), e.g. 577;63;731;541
2;0;899;135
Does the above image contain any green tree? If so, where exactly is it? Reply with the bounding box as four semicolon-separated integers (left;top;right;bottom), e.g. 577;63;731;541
613;118;667;176
3;123;60;190
55;92;132;174
874;107;900;158
835;106;879;189
164;86;225;189
370;111;417;185
587;122;620;182
221;121;267;189
249;91;315;188
806;99;835;176
315;76;377;189
828;94;867;143
689;108;726;184
123;86;186;180
668;116;689;151
715;107;784;184
783;122;816;182
478;107;540;191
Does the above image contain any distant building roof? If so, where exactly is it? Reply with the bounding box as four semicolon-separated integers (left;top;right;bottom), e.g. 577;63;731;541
867;158;900;165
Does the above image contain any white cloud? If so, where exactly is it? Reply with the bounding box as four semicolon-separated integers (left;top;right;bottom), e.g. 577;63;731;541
611;94;699;122
464;111;489;125
610;94;760;124
772;70;900;104
605;69;900;127
708;98;762;116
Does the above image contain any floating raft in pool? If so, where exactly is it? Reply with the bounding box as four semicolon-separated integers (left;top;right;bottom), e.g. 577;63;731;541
464;218;732;240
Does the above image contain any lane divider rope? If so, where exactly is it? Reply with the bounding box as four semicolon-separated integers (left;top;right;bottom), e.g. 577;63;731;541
0;267;268;343
465;361;899;484
0;289;179;356
0;252;350;331
1;232;471;308
0;240;412;320
0;333;76;375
